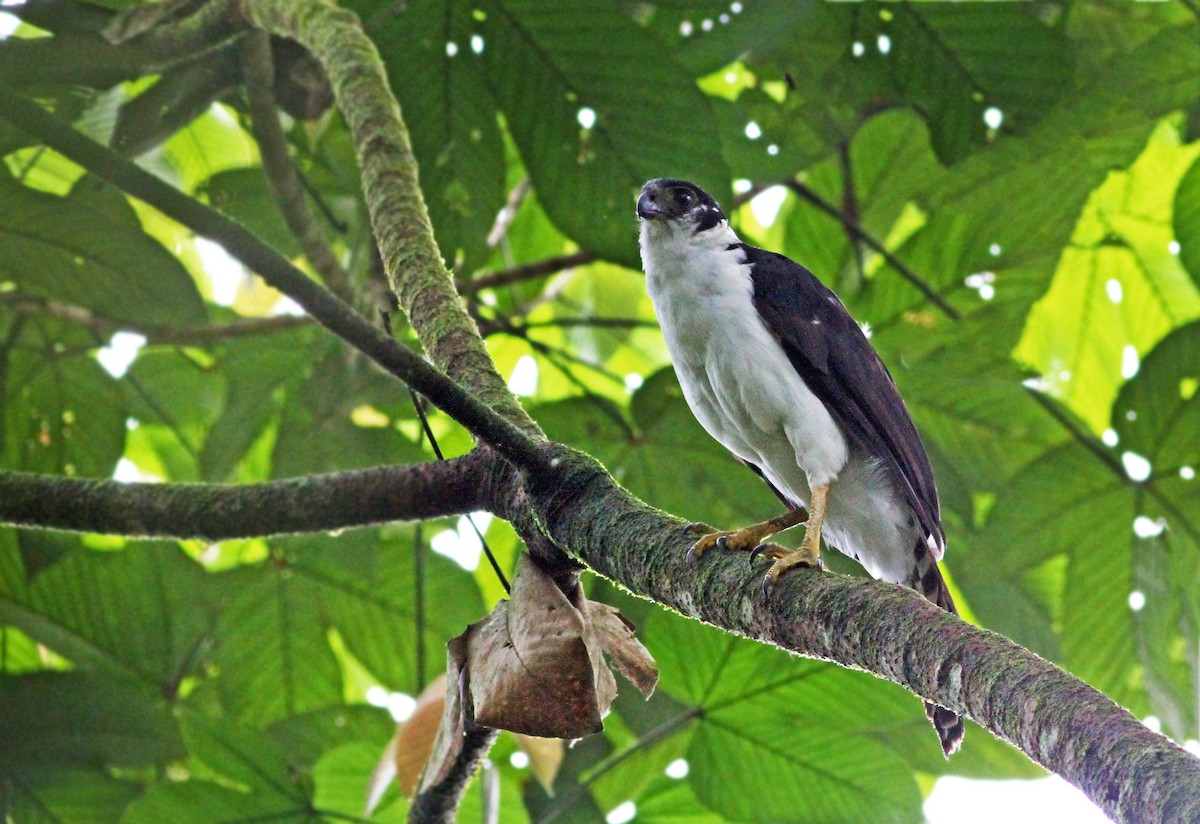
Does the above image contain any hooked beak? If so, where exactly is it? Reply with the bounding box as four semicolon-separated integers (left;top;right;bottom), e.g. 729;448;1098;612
636;189;663;220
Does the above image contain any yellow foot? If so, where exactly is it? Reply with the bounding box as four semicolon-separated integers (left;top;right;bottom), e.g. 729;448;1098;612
684;509;807;564
750;542;823;594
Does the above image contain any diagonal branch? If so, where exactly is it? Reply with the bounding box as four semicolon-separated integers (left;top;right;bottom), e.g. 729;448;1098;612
781;179;962;320
238;0;539;436
0;86;547;476
526;445;1200;824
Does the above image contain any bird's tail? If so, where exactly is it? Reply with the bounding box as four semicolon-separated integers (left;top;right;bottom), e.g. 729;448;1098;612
910;540;965;757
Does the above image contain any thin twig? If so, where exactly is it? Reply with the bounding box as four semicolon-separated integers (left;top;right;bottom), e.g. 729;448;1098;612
409;387;511;594
781;179;961;320
462;252;595;293
0;291;313;343
485;177;531;248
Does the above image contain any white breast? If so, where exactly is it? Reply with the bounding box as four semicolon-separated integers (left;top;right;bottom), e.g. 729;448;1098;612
639;220;847;501
639;219;919;584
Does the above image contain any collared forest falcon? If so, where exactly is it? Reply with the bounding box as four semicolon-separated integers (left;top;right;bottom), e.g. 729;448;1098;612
636;178;964;756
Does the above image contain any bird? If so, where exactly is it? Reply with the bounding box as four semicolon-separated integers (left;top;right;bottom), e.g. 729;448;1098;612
636;177;964;756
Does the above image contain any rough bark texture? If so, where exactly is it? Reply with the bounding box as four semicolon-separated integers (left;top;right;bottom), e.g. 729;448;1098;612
240;0;539;437
526;445;1200;824
0;456;489;540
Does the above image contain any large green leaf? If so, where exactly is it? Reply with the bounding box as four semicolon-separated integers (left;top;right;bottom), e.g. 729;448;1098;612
3;348;126;477
122;713;308;824
849;4;1074;164
361;0;506;272
645;611;924;823
1016;122;1200;432
0;538;219;686
0;672;183;770
474;0;730;265
0;175;206;327
1173;153;1200;291
199;328;317;481
1112;322;1200;740
0;767;140;824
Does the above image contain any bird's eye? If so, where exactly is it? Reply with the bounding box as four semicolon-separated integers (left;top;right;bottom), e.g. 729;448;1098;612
676;190;694;206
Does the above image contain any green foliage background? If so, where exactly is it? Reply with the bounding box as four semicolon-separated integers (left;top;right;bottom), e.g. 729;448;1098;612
1;1;1199;821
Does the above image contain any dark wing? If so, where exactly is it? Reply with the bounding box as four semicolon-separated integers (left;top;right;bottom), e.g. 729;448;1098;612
738;243;945;553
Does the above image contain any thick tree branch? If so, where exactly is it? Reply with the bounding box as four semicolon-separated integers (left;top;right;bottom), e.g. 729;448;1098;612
0;454;489;540
239;0;538;436
525;445;1200;824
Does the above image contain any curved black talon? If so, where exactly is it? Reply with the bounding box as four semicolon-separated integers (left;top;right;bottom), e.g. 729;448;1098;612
715;536;729;552
684;544;699;564
761;575;776;598
748;543;771;563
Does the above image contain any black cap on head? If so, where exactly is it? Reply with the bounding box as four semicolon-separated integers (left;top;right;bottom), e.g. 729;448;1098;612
637;179;725;231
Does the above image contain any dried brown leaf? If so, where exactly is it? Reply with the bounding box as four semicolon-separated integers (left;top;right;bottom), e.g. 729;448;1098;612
417;555;659;795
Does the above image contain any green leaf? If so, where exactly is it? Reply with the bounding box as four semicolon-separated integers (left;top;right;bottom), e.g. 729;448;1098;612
851;4;1074;163
475;0;730;265
1112;322;1200;740
3;351;126;477
0;538;219;686
645;611;924;823
209;557;344;726
363;0;506;271
312;743;407;822
270;341;429;478
180;711;304;799
1174;153;1200;289
120;780;305;824
161;104;257;193
0;175;206;327
0;672;184;770
200;328;317;481
1016;122;1200;432
200;168;301;258
290;529;485;692
0;767;140;824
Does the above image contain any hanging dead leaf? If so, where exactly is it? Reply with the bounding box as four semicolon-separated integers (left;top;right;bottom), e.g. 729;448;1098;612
417;554;658;795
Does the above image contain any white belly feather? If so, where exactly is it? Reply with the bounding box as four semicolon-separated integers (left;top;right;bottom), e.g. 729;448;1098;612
640;221;918;583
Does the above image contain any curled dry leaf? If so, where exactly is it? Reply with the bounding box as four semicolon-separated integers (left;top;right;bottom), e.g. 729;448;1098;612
417;555;658;794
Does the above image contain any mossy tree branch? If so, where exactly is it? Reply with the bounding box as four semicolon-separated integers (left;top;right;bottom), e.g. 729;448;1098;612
238;0;540;437
0;454;492;540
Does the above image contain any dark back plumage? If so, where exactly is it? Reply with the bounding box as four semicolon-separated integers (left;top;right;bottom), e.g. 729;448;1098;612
737;243;945;554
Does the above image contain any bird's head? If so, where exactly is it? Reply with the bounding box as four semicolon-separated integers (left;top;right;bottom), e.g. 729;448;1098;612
636;179;727;236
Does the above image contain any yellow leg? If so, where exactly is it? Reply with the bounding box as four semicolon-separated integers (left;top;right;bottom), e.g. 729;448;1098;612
755;483;828;589
686;507;808;563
